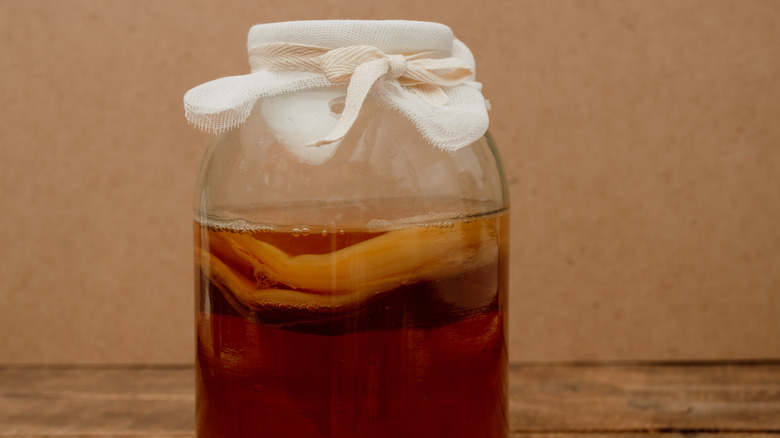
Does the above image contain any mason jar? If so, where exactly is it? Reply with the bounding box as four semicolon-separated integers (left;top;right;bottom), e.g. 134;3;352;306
188;20;509;438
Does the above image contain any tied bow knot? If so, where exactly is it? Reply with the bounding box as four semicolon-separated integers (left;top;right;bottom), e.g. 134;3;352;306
385;54;407;80
249;43;473;146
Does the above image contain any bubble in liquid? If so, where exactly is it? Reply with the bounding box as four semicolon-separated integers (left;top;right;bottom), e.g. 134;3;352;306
305;304;317;312
291;228;302;237
339;229;345;235
203;218;276;234
367;219;394;230
301;227;310;237
321;230;328;237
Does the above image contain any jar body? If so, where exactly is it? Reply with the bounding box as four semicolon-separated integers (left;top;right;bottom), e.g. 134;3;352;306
194;90;509;438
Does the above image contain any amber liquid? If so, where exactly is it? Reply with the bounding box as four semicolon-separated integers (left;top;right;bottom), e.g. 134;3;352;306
195;211;508;438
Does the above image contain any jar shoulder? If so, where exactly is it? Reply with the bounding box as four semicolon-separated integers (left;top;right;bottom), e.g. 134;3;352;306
194;94;508;222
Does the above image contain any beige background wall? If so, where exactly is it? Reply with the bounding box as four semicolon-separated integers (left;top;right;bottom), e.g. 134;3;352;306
1;0;779;364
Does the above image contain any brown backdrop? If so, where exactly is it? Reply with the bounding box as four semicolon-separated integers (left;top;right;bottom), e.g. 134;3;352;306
1;0;779;364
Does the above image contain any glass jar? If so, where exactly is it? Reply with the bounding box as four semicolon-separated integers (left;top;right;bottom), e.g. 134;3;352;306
190;20;509;438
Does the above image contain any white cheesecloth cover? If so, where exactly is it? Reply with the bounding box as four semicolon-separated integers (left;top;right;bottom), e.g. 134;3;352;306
184;20;489;151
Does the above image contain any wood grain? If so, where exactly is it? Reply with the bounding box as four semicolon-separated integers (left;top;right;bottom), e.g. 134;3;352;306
1;363;779;436
0;367;194;436
510;363;780;432
511;435;780;438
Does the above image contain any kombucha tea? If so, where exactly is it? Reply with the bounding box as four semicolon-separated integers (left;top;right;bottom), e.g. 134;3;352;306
195;209;508;438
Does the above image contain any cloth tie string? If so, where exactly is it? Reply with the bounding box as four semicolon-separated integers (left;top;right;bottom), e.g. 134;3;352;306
249;43;474;147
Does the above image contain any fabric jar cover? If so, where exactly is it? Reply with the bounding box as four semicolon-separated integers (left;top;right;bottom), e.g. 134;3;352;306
183;20;490;151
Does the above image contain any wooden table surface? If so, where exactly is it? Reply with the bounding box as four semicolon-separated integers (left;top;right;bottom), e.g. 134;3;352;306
1;362;779;437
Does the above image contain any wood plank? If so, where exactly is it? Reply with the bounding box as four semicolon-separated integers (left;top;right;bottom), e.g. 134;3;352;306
1;364;779;436
0;367;194;436
8;435;779;438
4;435;779;438
511;435;780;438
3;435;778;438
510;363;780;432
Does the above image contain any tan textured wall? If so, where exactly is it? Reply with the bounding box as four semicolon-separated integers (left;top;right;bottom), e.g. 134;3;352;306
1;0;779;364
